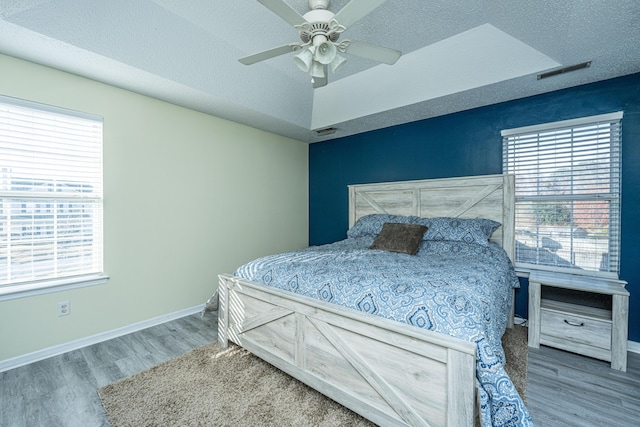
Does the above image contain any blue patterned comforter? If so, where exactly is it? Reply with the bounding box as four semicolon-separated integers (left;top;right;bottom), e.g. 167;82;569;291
234;237;534;427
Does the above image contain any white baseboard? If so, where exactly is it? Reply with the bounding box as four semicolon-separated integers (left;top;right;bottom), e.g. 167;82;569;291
0;304;205;373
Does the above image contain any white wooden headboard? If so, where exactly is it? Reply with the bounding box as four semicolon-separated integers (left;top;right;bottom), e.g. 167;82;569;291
348;174;515;261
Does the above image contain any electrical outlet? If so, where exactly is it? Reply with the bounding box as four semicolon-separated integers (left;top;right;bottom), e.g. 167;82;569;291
58;301;71;317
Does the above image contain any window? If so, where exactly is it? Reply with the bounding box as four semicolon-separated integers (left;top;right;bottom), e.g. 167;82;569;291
502;112;622;278
0;95;105;297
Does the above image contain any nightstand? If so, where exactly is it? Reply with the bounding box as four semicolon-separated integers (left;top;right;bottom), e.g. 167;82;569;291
528;271;629;371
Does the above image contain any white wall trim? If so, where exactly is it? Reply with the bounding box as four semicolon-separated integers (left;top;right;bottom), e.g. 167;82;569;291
0;274;109;302
0;304;204;373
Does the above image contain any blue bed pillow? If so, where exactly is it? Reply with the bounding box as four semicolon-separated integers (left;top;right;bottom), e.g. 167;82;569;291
349;214;501;246
347;214;419;238
417;217;501;246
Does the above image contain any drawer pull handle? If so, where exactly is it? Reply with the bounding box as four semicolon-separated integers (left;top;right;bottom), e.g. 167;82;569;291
564;319;584;327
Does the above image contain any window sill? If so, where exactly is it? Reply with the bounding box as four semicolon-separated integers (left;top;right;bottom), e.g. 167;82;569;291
0;274;109;302
515;266;619;281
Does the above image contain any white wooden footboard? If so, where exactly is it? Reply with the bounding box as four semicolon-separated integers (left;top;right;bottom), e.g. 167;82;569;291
218;274;477;427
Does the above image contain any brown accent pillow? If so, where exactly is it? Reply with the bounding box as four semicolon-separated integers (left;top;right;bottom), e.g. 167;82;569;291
369;222;428;255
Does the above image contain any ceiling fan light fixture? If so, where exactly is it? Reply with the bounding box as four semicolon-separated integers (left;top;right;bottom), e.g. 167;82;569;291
314;40;337;64
294;48;314;72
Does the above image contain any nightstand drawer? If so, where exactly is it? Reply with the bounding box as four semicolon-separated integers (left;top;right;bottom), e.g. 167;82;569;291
540;307;611;351
528;271;628;371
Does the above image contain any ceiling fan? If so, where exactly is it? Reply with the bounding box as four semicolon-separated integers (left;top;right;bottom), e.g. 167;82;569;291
239;0;402;88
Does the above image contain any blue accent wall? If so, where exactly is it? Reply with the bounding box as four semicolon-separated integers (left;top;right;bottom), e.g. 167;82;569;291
309;72;640;341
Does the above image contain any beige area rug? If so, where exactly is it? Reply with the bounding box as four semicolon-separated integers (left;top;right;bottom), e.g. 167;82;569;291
99;326;528;427
502;324;529;402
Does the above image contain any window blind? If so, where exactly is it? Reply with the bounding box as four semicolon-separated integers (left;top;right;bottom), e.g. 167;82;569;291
502;112;622;277
0;95;103;287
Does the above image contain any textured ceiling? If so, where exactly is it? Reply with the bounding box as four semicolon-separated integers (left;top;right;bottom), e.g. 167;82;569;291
1;0;639;143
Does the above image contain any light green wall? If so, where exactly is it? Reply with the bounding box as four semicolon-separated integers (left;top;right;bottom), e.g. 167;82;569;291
0;54;309;361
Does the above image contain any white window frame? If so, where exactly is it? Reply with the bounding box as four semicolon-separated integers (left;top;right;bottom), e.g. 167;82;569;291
0;95;108;301
502;111;622;279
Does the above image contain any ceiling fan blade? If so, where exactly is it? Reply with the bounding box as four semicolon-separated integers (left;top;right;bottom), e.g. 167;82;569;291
239;44;301;65
333;0;388;28
344;40;401;65
257;0;306;27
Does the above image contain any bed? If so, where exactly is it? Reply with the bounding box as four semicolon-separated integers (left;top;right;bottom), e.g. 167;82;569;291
218;174;532;426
